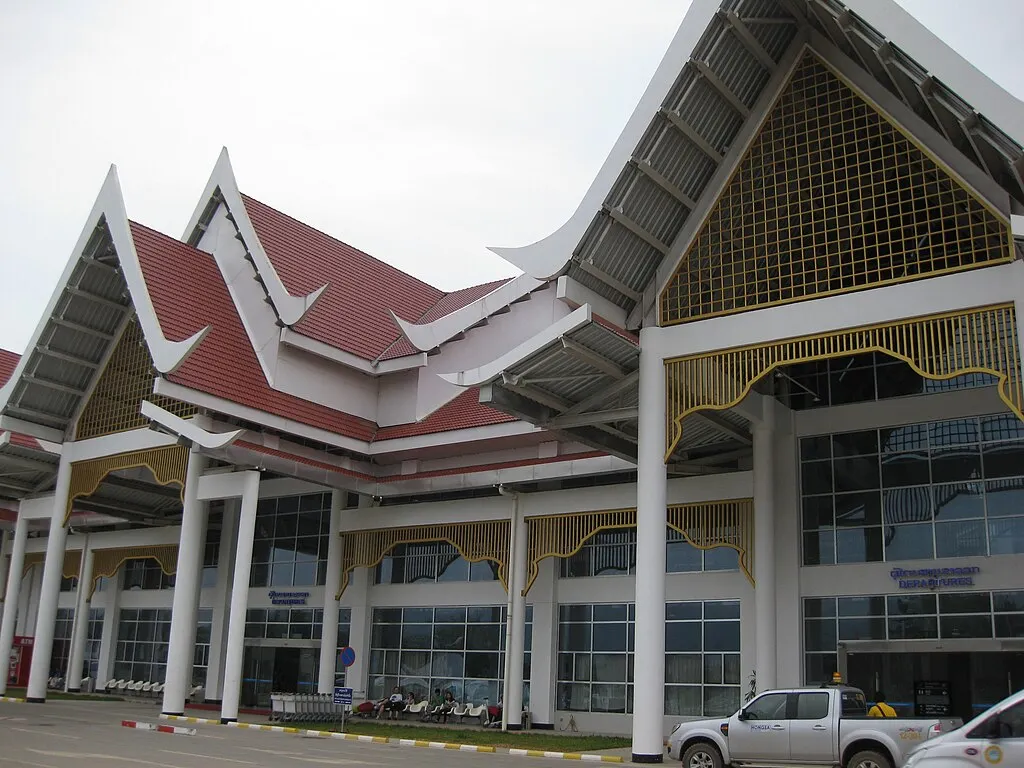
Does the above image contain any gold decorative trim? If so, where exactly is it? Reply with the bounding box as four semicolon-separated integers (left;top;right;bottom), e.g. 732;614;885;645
76;316;197;440
524;508;636;595
66;445;189;524
22;550;81;580
659;52;1011;327
667;500;754;586
89;544;179;598
337;520;509;598
523;500;754;594
665;303;1023;459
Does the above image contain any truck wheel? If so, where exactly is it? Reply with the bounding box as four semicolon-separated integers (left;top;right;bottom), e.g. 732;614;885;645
681;742;723;768
847;750;892;768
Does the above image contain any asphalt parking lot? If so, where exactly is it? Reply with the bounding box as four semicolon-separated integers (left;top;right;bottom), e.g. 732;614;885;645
0;698;627;768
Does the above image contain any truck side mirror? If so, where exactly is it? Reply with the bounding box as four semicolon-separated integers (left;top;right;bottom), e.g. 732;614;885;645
737;711;750;721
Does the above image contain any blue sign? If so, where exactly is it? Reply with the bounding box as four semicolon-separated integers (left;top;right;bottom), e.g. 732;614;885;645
890;566;979;590
339;646;356;668
333;686;353;705
269;590;310;605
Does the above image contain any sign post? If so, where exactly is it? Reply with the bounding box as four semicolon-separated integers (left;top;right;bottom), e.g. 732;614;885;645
333;686;353;732
334;647;356;732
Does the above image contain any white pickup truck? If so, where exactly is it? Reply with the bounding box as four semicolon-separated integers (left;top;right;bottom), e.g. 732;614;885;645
666;684;961;768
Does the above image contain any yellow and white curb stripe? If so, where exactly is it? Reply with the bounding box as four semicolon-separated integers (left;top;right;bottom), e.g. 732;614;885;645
159;713;620;761
0;697;25;703
508;749;623;763
396;738;495;752
302;729;387;743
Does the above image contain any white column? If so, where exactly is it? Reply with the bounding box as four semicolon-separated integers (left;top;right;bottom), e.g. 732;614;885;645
27;457;73;702
65;541;95;691
0;511;29;696
220;470;260;723
95;568;124;690
632;328;668;763
161;449;209;715
528;557;557;729
342;494;373;700
505;502;528;729
753;404;777;691
205;498;239;702
0;528;8;601
317;490;345;694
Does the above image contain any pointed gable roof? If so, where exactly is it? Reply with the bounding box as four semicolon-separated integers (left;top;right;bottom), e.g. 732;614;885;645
241;194;444;360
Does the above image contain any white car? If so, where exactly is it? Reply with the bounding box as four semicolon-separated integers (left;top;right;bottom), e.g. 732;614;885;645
904;688;1024;767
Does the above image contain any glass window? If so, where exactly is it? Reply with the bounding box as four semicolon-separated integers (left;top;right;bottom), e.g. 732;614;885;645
802;415;1024;565
251;493;330;587
113;608;209;685
745;692;788;720
368;605;530;706
374;541;499;585
796;692;830;720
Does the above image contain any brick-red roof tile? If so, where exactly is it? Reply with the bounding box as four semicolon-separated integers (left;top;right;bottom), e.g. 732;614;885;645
0;349;20;386
242;195;443;360
376;388;516;439
131;222;377;442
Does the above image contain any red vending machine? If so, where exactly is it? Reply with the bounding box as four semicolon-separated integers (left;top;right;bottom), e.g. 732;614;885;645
7;636;33;687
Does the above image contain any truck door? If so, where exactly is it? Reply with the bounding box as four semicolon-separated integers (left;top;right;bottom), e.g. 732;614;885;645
787;692;835;764
729;692;790;763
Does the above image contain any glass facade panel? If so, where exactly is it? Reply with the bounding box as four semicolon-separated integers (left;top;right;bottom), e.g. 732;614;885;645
560;527;739;577
367;606;531;706
114;608;211;684
251;493;331;588
556;601;739;716
802;416;1024;564
375;542;500;584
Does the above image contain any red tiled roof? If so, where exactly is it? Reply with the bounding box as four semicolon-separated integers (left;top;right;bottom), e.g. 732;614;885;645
7;432;42;451
376;388;517;440
379;277;513;360
0;349;20;386
242;195;443;360
131;222;516;443
131;221;377;441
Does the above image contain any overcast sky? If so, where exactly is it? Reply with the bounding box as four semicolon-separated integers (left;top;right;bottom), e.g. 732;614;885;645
1;1;1022;355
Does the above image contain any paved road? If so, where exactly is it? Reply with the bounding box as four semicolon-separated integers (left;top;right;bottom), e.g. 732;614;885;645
0;699;593;768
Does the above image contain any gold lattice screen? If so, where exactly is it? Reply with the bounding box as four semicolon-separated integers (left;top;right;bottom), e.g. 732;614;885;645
22;550;81;579
89;544;178;597
66;445;188;524
337;520;510;597
659;52;1011;326
665;303;1024;458
524;500;755;594
75;315;196;440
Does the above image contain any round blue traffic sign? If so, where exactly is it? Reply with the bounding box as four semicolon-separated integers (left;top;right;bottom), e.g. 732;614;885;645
339;646;356;667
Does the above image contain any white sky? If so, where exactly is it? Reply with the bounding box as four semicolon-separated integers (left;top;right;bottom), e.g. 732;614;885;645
1;0;1022;355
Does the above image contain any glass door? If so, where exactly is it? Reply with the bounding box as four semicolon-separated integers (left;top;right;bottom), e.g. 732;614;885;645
241;646;275;708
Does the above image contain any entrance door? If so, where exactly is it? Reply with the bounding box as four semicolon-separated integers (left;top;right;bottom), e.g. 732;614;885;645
273;648;301;694
242;646;275;708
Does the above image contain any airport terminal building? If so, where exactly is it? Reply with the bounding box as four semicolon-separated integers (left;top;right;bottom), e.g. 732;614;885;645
2;0;1024;760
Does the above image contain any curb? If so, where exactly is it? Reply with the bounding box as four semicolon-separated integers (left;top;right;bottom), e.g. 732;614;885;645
509;749;623;763
396;738;495;753
0;697;25;703
122;719;197;736
159;714;621;761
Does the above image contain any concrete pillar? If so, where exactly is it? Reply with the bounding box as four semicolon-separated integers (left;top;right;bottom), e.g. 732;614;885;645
66;541;95;691
528;557;557;729
317;490;345;694
505;501;528;729
341;494;373;701
27;457;73;702
0;511;29;695
220;470;260;723
205;498;239;702
95;568;124;690
161;449;209;715
754;404;777;691
631;328;668;763
0;528;8;601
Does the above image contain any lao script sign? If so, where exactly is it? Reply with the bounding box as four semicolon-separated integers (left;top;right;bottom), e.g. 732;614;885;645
890;566;979;590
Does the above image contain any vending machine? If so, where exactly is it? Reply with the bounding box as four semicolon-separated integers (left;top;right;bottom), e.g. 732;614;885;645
7;636;33;688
